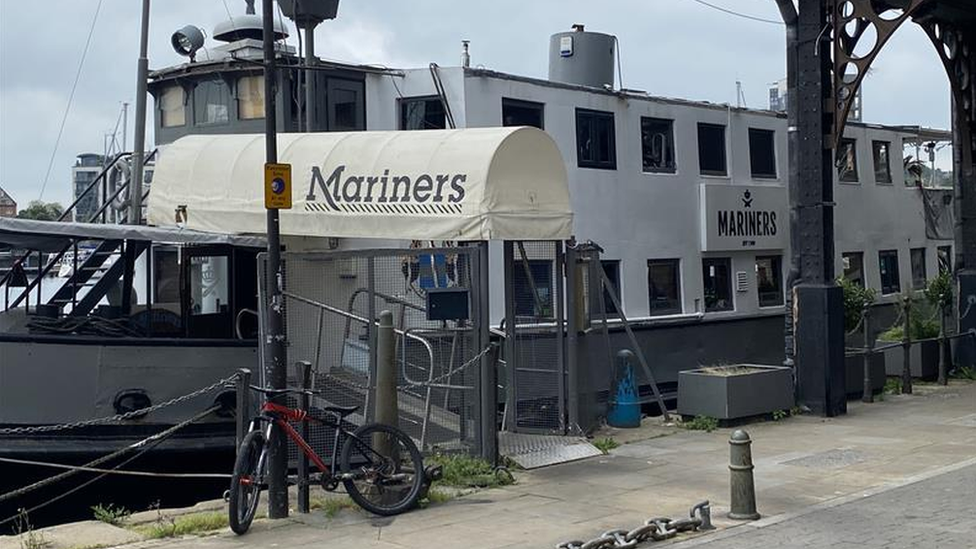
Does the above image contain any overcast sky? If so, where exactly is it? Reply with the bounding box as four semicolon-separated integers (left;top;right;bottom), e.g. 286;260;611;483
0;0;952;207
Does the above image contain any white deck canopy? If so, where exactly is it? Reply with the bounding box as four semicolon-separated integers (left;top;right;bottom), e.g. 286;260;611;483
148;127;572;241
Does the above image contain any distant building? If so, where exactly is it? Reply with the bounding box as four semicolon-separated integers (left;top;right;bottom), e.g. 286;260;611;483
71;153;155;223
0;186;16;218
769;77;861;122
72;153;105;222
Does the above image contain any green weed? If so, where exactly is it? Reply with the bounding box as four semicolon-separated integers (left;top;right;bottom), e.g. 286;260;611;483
683;415;719;432
136;512;228;539
884;377;902;395
951;366;976;381
91;503;131;526
426;453;515;488
592;437;620;454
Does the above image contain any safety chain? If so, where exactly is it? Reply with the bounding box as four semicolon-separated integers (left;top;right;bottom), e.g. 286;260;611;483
322;343;494;391
0;374;239;436
556;501;713;549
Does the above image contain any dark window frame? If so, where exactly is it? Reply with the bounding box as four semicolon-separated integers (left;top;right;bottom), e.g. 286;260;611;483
502;97;544;130
872;140;892;184
327;78;366;131
399;96;446;130
513;259;555;319
843;252;866;288
838;138;859;183
575;108;617;170
910;248;927;290
748;128;777;179
878;250;901;295
697;123;728;176
702;257;734;312
647;259;682;316
756;255;784;307
600;260;622;318
640;117;676;174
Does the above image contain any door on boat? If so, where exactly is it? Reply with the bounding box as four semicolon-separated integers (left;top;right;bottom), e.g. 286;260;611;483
180;245;260;340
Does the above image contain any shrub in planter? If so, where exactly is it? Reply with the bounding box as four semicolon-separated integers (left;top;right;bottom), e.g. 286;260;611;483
879;305;940;380
839;277;883;395
678;365;794;421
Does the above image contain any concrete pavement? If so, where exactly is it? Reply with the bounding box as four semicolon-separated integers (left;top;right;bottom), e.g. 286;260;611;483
5;380;975;549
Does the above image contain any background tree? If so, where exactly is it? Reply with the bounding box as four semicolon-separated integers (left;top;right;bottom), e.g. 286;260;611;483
17;200;64;221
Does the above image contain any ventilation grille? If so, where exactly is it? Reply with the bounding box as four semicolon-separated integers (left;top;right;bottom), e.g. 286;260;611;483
735;271;749;293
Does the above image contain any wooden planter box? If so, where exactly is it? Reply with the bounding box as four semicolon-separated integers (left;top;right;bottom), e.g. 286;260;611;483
677;365;794;420
880;340;939;381
844;352;885;398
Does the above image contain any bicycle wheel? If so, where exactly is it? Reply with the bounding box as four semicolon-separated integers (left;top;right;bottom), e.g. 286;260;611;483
229;430;265;534
340;423;424;516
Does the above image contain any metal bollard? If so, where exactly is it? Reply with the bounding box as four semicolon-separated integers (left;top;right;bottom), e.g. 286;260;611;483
375;310;398;456
607;349;640;428
728;430;760;520
235;368;251;451
297;360;312;514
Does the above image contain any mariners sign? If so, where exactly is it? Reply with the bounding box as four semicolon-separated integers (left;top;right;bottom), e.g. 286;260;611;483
304;165;467;215
700;184;787;251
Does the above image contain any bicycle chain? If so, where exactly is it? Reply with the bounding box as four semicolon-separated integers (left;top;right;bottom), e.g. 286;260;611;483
0;374;238;436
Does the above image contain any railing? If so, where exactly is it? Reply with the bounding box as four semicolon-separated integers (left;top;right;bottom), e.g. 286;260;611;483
1;149;158;312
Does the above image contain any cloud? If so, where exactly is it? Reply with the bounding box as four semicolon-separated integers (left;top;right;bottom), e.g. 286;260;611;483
0;0;958;207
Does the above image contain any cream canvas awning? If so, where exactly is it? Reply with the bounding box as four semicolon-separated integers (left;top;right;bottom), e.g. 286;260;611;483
147;127;572;241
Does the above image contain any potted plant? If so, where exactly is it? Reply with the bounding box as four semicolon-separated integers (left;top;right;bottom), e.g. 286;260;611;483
677;364;793;421
878;298;941;381
839;278;884;397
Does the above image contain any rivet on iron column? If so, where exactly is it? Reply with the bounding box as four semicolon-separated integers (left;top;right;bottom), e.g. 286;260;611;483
728;429;760;521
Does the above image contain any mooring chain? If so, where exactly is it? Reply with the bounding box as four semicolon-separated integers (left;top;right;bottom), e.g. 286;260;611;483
0;374;239;436
555;501;712;549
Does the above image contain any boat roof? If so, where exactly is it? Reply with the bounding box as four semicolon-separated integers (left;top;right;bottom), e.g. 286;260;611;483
0;218;266;252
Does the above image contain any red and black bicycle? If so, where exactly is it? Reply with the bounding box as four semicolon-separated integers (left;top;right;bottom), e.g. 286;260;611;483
228;385;424;534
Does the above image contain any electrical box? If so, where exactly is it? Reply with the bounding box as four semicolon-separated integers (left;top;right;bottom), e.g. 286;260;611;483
426;288;470;321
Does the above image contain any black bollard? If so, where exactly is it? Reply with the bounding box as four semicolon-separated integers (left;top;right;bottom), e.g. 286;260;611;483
728;429;760;520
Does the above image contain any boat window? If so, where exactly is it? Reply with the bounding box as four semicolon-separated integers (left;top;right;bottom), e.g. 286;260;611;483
842;252;865;288
154;249;181;304
697;123;727;176
647;259;682;316
641;117;676;174
838;138;859;183
702;257;733;312
160;86;186;127
873;141;892;184
600;260;621;318
938;245;952;274
748;128;777;179
189;256;230;315
910;248;927;289
238;75;265;120
194;79;230;126
513;259;553;318
756;255;783;307
576;108;616;170
878;250;901;295
400;97;446;130
329;79;365;131
502;98;544;129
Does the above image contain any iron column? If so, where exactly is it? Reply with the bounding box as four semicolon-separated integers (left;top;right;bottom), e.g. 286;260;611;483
128;0;150;225
262;0;288;520
304;21;316;132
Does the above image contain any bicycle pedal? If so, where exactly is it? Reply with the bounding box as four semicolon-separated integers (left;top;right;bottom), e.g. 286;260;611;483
424;465;444;482
222;490;231;503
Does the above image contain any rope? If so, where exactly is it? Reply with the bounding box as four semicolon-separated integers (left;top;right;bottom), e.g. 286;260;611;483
0;457;230;479
0;405;220;526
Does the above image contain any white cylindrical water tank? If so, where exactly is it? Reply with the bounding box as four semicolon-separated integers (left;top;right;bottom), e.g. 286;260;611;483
548;26;615;89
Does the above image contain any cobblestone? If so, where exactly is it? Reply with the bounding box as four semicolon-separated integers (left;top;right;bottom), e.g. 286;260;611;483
683;464;976;549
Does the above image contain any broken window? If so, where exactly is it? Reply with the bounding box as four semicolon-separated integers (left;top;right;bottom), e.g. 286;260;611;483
938;245;952;274
748;128;777;179
838;138;859;183
873;141;892;184
400;97;446;130
910;248;927;289
641;117;676;173
160;86;186;127
843;252;865;288
237;75;265;120
697;123;727;176
576;108;616;170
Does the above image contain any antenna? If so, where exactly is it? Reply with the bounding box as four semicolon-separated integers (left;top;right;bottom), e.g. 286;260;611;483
736;80;747;108
245;0;255;15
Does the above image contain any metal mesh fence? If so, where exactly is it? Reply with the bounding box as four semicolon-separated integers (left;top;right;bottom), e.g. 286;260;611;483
505;241;565;434
258;247;485;466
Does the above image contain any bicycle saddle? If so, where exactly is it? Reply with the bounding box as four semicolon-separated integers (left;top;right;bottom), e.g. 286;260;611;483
248;385;320;397
321;404;359;417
